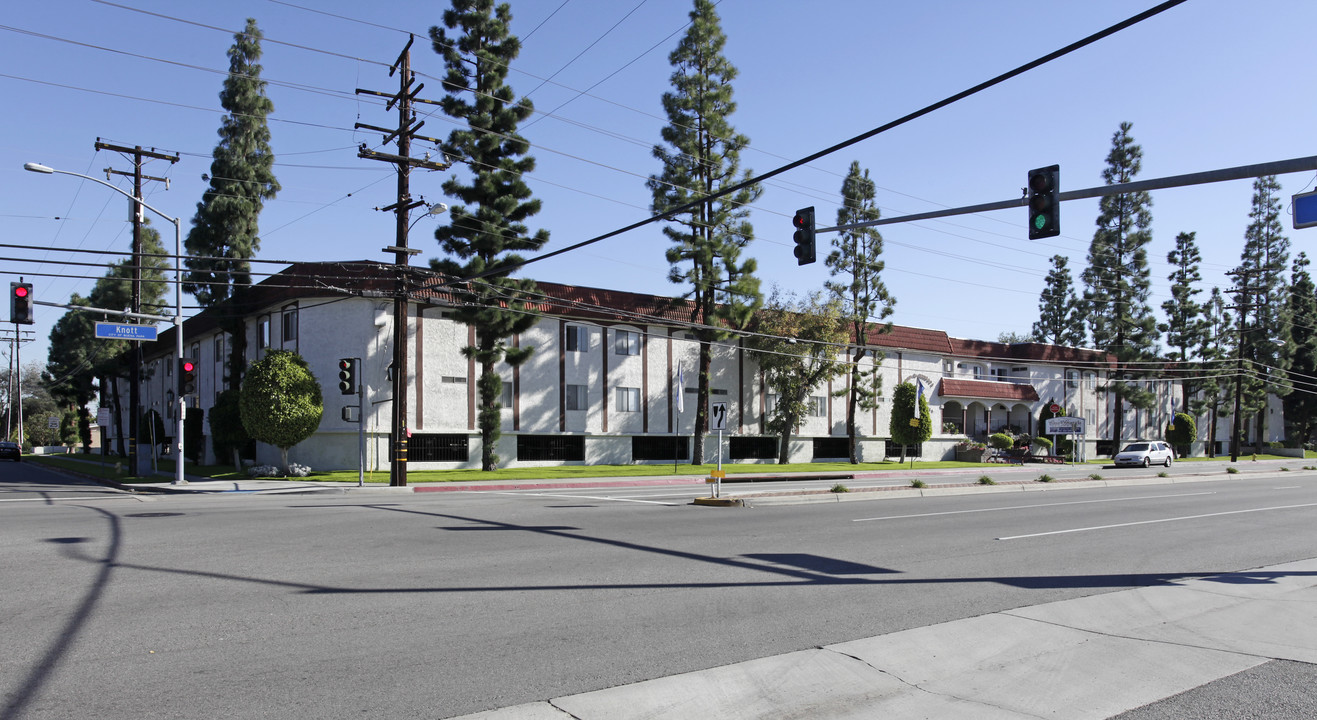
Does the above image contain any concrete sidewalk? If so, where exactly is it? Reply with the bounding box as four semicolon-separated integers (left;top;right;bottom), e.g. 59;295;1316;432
447;558;1317;719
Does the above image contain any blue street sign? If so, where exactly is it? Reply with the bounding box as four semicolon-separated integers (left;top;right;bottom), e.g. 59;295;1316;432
1294;190;1317;229
95;322;158;341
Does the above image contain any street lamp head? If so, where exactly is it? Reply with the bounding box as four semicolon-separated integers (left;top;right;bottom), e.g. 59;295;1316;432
23;162;54;174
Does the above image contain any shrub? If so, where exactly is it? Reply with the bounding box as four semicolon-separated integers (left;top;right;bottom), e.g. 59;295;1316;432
910;479;927;489
1226;466;1239;474
1280;467;1290;472
988;433;1014;450
1088;473;1103;481
978;475;996;485
1032;436;1053;453
1037;474;1054;483
955;438;987;451
830;483;850;493
1157;471;1169;478
1013;433;1033;449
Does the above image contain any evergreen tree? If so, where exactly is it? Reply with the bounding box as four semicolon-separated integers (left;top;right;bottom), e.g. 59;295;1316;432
825;161;893;463
1284;253;1317;445
239;350;322;474
648;0;761;465
1233;175;1292;450
1031;254;1084;346
430;0;549;471
888;381;933;463
1158;231;1207;412
748;290;848;464
183;17;279;387
45;221;171;454
1194;287;1233;456
1081;122;1159;447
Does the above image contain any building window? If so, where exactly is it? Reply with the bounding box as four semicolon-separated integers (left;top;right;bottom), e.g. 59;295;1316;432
213;335;225;390
565;325;584;352
766;394;778;414
409;434;470;462
633;436;689;461
566;384;587;411
990;367;1008;381
615;329;640;356
282;308;298;342
518;435;585;462
258;317;270;349
1066;369;1080;388
809;396;826;417
1084;371;1097;390
729;436;778;460
615;387;640;412
441;376;466;384
501;381;513;408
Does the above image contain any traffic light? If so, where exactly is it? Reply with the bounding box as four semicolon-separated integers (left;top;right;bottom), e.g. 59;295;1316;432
178;358;198;396
10;282;33;324
792;206;816;265
338;357;358;396
1027;165;1060;239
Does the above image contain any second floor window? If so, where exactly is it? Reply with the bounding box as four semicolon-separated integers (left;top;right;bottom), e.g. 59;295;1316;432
809;396;826;417
565;326;584;352
615;329;640;356
615;387;640;412
566;384;587;411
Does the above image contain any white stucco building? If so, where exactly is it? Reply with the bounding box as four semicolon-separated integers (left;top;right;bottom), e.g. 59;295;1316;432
105;262;1280;470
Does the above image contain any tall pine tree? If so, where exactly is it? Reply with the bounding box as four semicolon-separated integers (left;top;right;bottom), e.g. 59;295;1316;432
1158;231;1207;413
1031;254;1084;346
648;0;761;465
1284;253;1317;445
1081;122;1158;447
430;0;549;471
1233;175;1292;450
183;17;279;387
825;161;893;463
1194;287;1233;456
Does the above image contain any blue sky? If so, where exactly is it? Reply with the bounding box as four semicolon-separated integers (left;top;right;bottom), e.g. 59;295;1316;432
3;0;1315;369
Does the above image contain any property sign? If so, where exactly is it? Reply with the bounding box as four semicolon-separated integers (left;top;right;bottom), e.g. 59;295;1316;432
1045;417;1086;435
95;322;158;341
1294;189;1317;229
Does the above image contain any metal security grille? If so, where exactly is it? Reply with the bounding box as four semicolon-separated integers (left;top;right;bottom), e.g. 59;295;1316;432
408;434;470;462
812;437;849;459
632;436;689;461
729;436;778;460
517;435;585;462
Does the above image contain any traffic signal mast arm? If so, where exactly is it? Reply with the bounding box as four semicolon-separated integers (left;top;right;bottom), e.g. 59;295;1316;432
818;154;1317;234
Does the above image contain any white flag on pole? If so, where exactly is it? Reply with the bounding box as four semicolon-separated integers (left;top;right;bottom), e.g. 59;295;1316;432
914;380;924;420
675;364;685;414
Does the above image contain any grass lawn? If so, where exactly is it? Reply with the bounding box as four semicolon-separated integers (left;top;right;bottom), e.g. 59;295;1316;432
30;450;1306;485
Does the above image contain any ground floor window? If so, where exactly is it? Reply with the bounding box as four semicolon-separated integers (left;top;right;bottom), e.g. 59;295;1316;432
812;437;849;459
410;434;471;462
883;440;921;458
729;436;777;460
632;436;688;461
518;435;585;461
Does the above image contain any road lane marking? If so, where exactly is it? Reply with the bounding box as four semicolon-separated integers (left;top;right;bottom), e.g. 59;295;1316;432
477;491;680;506
852;492;1217;522
997;501;1317;540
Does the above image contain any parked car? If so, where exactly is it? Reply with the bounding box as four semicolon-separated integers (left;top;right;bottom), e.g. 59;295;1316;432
0;441;21;462
1114;441;1174;468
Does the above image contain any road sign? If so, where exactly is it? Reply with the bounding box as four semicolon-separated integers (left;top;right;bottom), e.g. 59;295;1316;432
95;322;158;341
1049;403;1061;413
710;401;728;431
1295;189;1317;229
47;416;59;430
1045;417;1086;435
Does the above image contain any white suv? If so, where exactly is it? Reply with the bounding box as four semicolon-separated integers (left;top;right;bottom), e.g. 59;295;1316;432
1114;441;1175;468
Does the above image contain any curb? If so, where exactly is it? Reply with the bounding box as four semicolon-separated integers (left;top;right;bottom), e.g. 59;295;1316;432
691;496;745;507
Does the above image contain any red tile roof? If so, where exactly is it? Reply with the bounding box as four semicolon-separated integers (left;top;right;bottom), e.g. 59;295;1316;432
939;378;1040;402
948;338;1113;366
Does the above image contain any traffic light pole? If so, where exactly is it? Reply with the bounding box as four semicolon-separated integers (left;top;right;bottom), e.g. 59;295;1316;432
818;154;1317;235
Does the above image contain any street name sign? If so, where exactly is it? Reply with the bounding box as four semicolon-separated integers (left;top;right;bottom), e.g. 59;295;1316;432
95;322;158;341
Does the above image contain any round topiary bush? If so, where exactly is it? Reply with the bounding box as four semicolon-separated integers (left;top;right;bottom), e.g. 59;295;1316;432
988;433;1014;450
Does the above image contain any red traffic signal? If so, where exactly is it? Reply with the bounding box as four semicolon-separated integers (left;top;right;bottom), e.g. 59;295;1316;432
792;206;816;266
178;358;198;395
10;282;33;324
338;357;358;396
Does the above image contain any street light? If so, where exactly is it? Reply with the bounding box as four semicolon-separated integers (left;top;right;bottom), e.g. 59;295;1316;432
24;161;188;485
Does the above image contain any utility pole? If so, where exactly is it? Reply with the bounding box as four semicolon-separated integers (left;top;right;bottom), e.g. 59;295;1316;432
355;35;450;487
1225;269;1258;463
3;326;35;444
95;140;178;475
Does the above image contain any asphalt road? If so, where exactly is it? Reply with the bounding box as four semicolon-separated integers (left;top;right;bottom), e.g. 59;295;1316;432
2;462;1315;718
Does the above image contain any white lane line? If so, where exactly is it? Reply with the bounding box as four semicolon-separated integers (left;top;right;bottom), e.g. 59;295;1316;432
998;501;1317;540
480;491;680;506
1275;486;1301;490
852;492;1217;522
